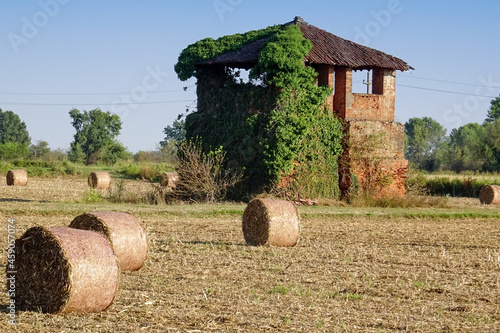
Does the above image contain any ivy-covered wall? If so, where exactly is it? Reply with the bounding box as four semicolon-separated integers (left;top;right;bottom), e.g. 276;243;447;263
176;24;344;200
186;67;278;196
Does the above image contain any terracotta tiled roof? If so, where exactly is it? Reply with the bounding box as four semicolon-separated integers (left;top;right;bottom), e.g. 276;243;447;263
300;21;412;70
199;17;412;71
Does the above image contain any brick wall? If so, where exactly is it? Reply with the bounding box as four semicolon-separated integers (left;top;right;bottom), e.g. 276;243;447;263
352;157;408;198
340;119;408;198
319;66;396;122
348;120;405;159
315;64;334;112
332;66;406;198
343;69;396;121
333;66;353;119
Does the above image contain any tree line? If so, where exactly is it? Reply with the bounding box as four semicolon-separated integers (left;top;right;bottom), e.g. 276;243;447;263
0;108;148;164
2;94;500;172
405;96;500;172
0;107;181;165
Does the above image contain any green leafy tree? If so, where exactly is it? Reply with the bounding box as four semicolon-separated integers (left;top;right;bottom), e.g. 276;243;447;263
0;142;29;160
160;114;186;146
29;140;50;159
482;118;500;171
0;108;30;145
484;96;500;124
0;108;30;160
448;123;487;171
68;108;128;164
404;117;448;171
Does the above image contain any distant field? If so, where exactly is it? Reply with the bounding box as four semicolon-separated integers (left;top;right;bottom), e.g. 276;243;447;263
416;172;500;198
0;176;499;332
425;173;500;181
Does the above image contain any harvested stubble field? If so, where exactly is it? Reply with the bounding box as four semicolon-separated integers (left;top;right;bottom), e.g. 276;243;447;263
0;177;499;332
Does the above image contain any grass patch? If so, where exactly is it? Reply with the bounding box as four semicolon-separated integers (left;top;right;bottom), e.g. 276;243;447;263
345;293;363;300
117;162;174;181
83;189;104;203
268;285;290;295
0;159;176;181
413;281;424;289
349;194;450;208
0;159;79;177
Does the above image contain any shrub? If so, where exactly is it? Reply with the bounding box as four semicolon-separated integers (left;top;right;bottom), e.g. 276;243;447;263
405;165;428;195
145;184;168;205
5;160;80;178
139;165;153;180
118;162;173;181
170;140;243;203
134;150;161;163
425;177;493;198
406;170;500;198
119;163;141;179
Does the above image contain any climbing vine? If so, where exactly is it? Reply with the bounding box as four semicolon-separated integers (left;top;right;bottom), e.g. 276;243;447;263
174;25;281;81
251;24;343;198
175;23;343;199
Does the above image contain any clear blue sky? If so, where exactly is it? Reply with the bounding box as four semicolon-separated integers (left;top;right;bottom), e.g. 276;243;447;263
1;0;499;152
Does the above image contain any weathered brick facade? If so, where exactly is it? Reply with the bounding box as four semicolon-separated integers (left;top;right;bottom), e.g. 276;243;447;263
346;120;408;197
192;17;412;199
317;65;408;198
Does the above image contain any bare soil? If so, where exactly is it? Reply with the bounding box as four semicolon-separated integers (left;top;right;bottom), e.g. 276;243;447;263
0;177;499;332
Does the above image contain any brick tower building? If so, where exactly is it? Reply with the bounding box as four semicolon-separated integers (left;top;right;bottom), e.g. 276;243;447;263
195;17;413;198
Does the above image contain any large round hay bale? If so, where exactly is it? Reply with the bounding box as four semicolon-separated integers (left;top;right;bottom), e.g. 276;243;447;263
69;211;148;271
242;198;300;247
6;169;28;186
11;226;119;313
88;171;111;189
479;185;500;204
159;171;178;188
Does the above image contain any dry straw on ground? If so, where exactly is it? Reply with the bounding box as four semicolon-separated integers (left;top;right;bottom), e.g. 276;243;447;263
242;198;300;247
69;211;148;271
88;171;111;189
160;171;178;188
1;196;499;332
479;184;500;204
6;169;28;186
11;226;119;314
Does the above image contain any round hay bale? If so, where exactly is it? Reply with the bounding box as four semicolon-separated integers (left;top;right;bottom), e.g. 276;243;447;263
88;171;111;189
242;198;300;247
159;171;178;188
479;185;500;204
69;211;148;271
11;226;119;314
6;169;28;186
